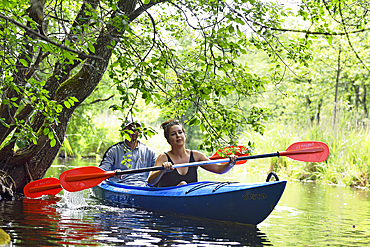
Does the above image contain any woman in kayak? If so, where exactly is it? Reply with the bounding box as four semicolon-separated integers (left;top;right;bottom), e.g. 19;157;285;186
147;119;237;187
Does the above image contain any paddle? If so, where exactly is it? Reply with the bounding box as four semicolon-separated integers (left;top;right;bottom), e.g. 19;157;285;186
23;146;248;198
60;141;329;192
209;145;249;165
23;177;62;199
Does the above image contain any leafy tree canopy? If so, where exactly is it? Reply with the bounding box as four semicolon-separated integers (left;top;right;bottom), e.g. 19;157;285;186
1;0;370;196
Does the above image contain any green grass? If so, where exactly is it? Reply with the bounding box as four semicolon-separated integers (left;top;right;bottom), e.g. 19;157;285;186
242;120;370;188
61;103;370;188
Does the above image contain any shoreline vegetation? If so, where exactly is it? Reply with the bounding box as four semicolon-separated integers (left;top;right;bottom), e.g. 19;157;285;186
58;113;370;189
244;121;369;189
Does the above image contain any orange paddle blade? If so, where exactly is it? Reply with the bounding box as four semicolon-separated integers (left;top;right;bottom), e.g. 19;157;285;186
60;166;115;192
280;141;329;162
24;177;62;198
209;145;250;165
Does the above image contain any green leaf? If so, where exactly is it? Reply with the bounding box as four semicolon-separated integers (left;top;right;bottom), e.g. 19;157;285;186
237;26;243;37
158;67;166;74
64;101;71;109
327;36;332;45
68;98;75;106
48;131;54;139
63;51;74;61
50;138;56;147
19;59;28;67
200;123;205;132
228;25;235;34
56;105;63;113
235;17;245;25
88;42;95;53
70;97;79;102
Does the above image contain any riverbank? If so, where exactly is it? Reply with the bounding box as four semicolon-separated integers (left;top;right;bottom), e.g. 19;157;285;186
57;114;370;189
243;121;370;188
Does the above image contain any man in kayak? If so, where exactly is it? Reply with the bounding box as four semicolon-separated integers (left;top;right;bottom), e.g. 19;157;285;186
99;117;157;186
147;119;237;187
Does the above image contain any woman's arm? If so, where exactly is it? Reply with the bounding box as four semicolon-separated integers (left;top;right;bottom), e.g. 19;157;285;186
195;151;237;174
147;153;173;186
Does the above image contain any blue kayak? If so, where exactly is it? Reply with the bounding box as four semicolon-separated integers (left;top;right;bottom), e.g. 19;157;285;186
92;178;286;225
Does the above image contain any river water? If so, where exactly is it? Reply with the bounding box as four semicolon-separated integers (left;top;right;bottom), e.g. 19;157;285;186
1;158;370;246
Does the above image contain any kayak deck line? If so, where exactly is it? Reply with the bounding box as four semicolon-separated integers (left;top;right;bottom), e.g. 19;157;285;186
185;181;237;194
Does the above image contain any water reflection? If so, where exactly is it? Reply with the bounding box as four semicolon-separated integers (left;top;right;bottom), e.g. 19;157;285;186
21;196;100;246
1;197;59;246
259;182;370;246
91;202;272;246
1;192;272;246
2;158;370;246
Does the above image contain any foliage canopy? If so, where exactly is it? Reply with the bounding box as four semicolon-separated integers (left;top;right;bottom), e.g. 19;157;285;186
1;0;370;195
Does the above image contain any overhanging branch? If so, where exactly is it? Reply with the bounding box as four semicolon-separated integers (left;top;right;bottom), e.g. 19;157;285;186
0;13;103;60
87;95;115;105
268;26;370;36
127;0;165;22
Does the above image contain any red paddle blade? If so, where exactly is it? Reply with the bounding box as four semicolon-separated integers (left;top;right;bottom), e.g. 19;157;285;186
60;166;115;192
24;177;62;198
280;141;329;162
209;145;250;165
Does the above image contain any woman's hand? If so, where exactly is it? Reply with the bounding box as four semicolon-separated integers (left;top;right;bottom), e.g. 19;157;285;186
177;181;187;186
228;155;237;166
162;161;174;172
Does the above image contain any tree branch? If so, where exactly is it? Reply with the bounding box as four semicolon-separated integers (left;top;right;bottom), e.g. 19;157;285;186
127;0;165;22
87;94;115;105
269;26;370;36
0;13;103;60
338;0;370;73
241;12;370;36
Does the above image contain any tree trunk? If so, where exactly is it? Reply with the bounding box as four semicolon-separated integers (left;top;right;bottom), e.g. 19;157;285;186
4;55;112;194
362;82;367;116
316;98;323;125
353;83;360;109
0;0;157;197
333;46;341;129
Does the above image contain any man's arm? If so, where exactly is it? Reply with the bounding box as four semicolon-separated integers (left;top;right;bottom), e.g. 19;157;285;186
99;148;115;171
149;148;157;167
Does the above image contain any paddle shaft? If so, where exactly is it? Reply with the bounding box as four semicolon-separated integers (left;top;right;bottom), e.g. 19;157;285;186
65;146;323;182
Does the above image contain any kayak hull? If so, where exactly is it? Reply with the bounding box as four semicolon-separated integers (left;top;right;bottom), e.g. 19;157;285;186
92;180;286;225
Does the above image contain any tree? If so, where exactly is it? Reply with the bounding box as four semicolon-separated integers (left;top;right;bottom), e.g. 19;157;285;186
1;0;370;197
246;1;370;128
